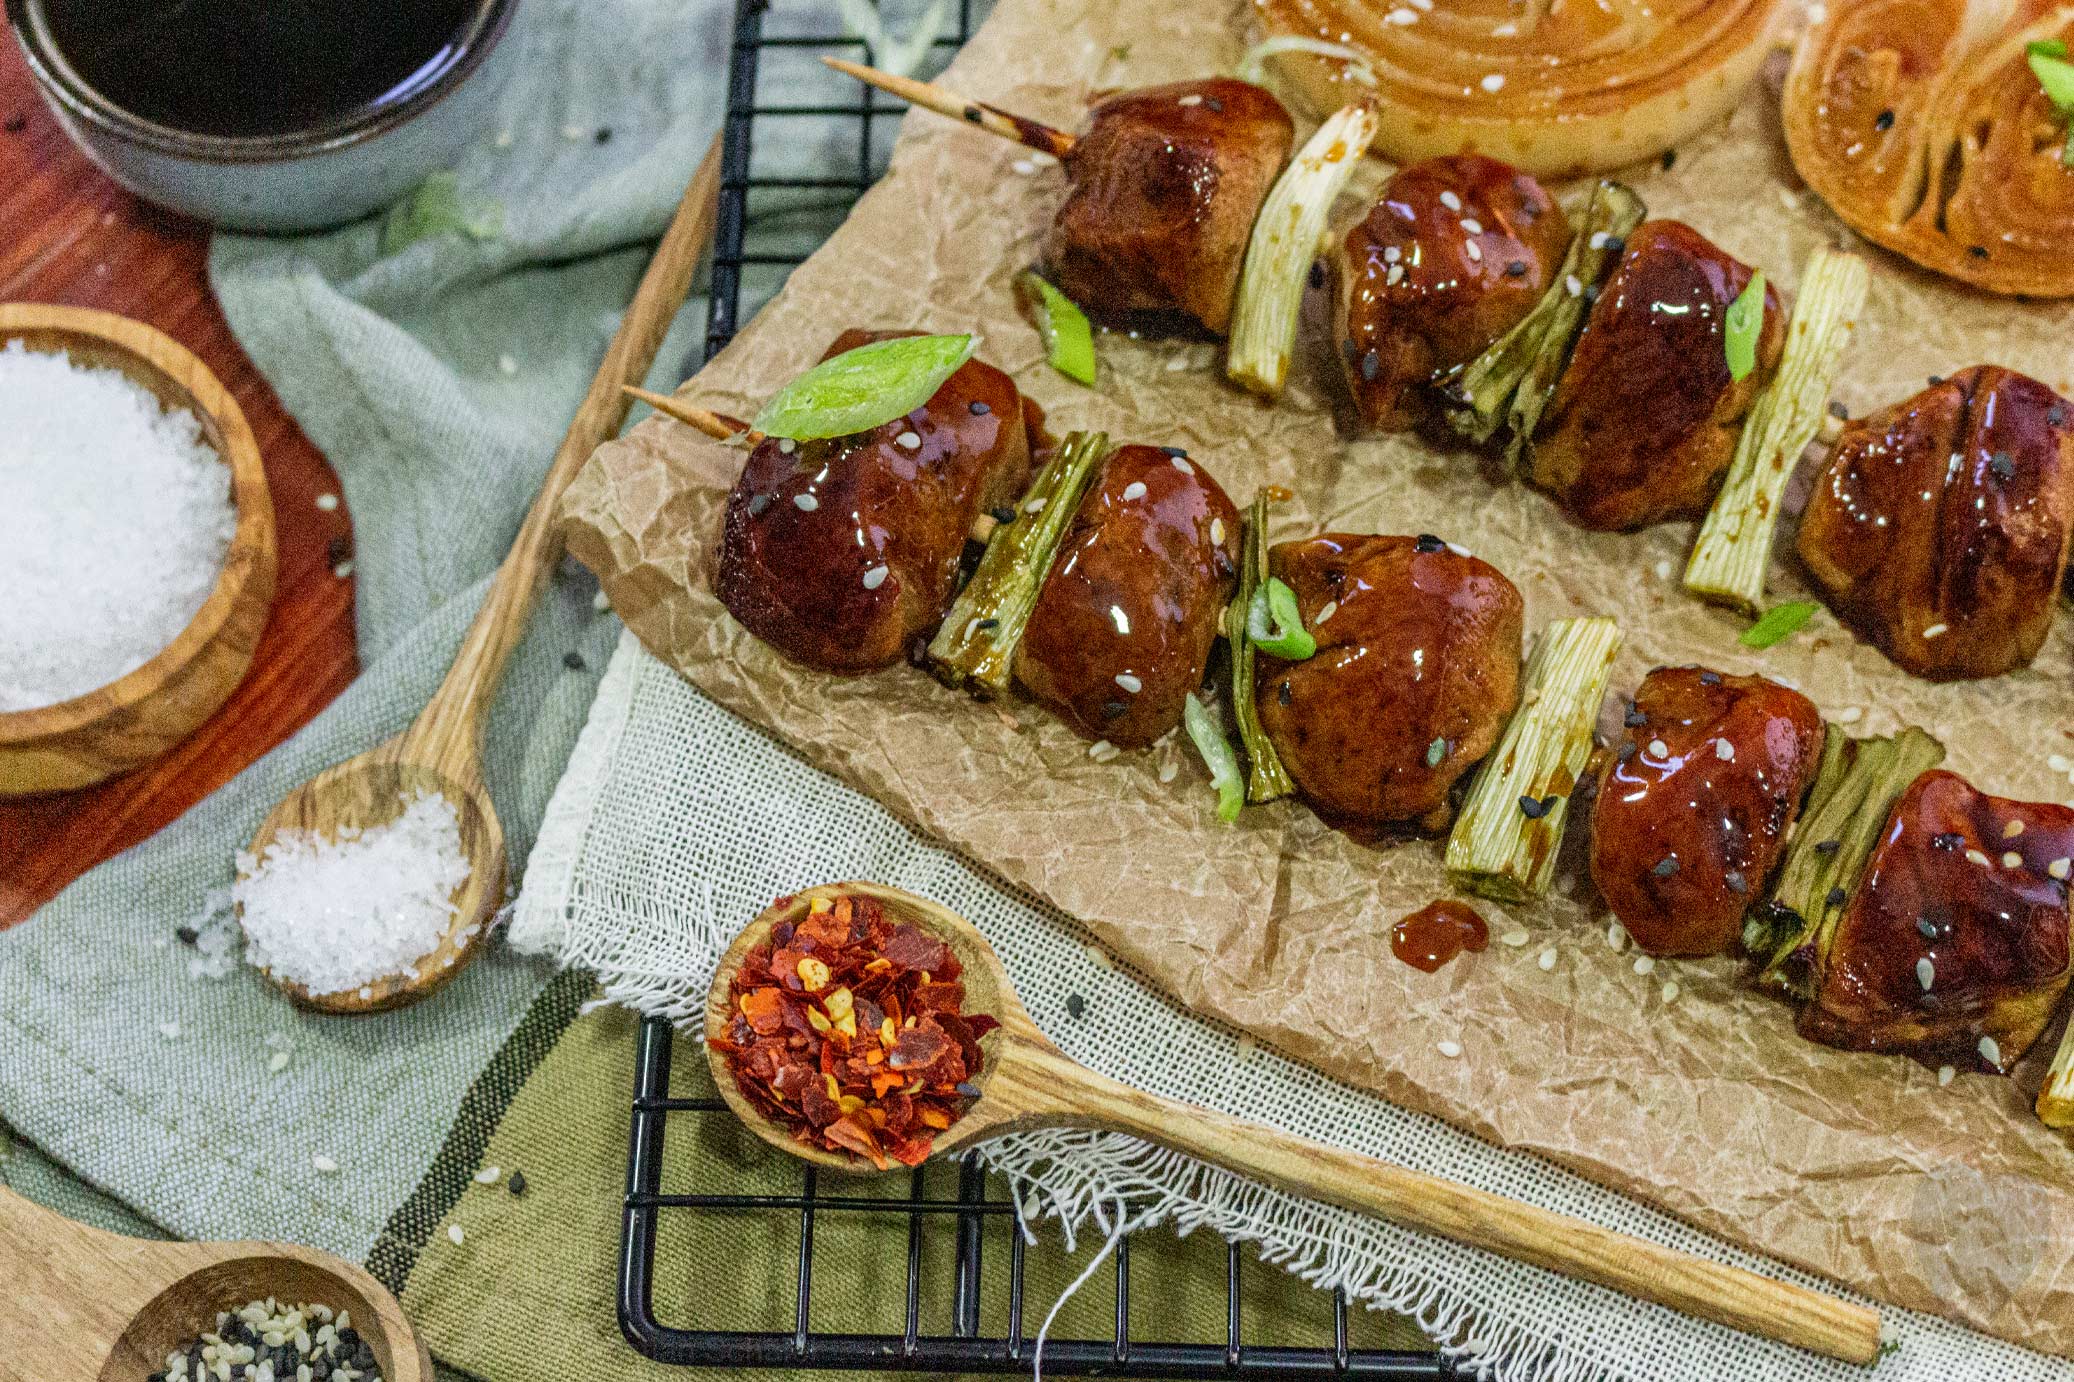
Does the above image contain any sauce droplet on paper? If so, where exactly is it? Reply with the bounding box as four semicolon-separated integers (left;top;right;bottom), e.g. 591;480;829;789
1391;900;1489;972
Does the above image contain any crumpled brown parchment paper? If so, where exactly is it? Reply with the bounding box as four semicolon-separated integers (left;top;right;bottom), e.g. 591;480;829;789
561;0;2074;1353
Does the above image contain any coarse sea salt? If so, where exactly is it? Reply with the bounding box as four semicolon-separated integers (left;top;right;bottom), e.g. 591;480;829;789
235;790;471;996
0;342;236;712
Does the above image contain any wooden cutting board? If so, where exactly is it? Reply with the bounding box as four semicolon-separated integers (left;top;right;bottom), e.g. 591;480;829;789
0;33;359;927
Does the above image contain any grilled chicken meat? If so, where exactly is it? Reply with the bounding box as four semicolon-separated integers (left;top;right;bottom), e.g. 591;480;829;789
1795;366;2074;681
1257;534;1523;836
1335;155;1572;432
1799;770;2074;1074
1046;78;1294;335
717;331;1036;673
1589;668;1826;957
1015;445;1241;748
1526;220;1783;530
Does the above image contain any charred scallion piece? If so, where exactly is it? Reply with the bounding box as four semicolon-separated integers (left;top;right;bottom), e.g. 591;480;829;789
1685;247;1869;613
1227;100;1381;398
1744;725;1945;999
1445;617;1622;902
1226;492;1295;802
2038;1021;2074;1128
1442;180;1645;464
926;431;1109;693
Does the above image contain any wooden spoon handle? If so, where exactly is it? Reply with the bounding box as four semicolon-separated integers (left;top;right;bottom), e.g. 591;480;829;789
0;1185;138;1355
1000;1043;1882;1365
405;132;725;773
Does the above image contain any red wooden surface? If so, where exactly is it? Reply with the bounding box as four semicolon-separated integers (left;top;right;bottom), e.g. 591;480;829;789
0;35;361;927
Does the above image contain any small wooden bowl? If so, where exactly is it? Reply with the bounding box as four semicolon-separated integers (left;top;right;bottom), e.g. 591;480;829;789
0;303;277;797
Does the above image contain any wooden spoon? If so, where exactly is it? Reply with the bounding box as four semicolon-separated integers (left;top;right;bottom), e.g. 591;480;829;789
0;1186;430;1382
707;882;1885;1366
240;134;722;1015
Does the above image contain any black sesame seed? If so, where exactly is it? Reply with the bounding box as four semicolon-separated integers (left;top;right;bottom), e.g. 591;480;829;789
1660;149;1677;171
747;493;771;516
1814;838;1841;855
1415;533;1446;553
990;506;1017;524
1065;992;1087;1019
1928;374;1944;387
1724;869;1748;894
1624;705;1648;727
1824;886;1847;908
1874;109;1895;131
1309;261;1326;290
1828;400;1849;419
1699;670;1722;685
1504;260;1529;277
1103;700;1127;719
1;113;23;134
1917;916;1940;940
1617;741;1638;762
1277;680;1292;705
963;107;984;123
1967;245;1988;260
1602;236;1626;256
1989;450;2015;480
508;1169;528;1196
594;126;613;143
176;925;200;945
1426;736;1449;768
1653;856;1680;877
327;535;352;565
1582;283;1602;305
2052;403;2070;428
955;1081;981;1097
1206;97;1224;112
1519;795;1548;819
976;617;999;630
1340;337;1360;363
1360;349;1381;381
1161;445;1189;459
1931;831;1964;851
563;651;587;671
969;399;991;415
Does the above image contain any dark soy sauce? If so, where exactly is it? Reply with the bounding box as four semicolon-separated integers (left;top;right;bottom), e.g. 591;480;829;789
40;0;478;138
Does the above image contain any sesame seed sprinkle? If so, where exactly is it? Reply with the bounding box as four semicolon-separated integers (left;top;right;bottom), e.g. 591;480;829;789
449;1223;466;1246
2002;851;2024;868
861;564;889;590
1465;240;1482;262
1633;955;1656;975
1966;848;1992;867
2049;857;2070;880
1439;190;1463;212
1917;957;1935;991
1480;73;1505;92
1647;738;1669;758
1210;517;1226;544
1460;218;1484;235
1315;599;1338;623
1606;922;1629;951
315;492;339;512
1436;1039;1462;1058
777;437;796;454
1178;93;1203;106
1025;496;1047;513
1011;159;1036;175
1171;455;1194;474
1122;481;1148;501
2004;819;2026;838
1114;672;1142;694
312;1154;339;1174
1565;273;1583;296
1979;1035;2002;1067
1088;739;1120;762
1938;1065;1955;1086
1922;623;1948;639
896;430;922;450
1715;739;1735;761
1537;947;1558;971
1500;927;1530;947
1660;980;1680;1003
793;493;818;511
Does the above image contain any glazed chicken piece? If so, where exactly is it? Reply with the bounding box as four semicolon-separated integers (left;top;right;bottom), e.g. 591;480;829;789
717;331;1035;673
1046;78;1294;335
1256;534;1523;836
1334;155;1572;432
1799;770;2074;1074
1589;667;1826;957
1795;366;2074;681
1526;220;1783;530
1015;445;1241;748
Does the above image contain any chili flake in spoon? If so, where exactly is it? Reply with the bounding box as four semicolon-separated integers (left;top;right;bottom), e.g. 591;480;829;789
711;893;999;1167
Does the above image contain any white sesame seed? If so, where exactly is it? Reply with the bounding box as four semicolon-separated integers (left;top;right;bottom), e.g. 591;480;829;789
1171;455;1194;474
896;430;921;451
1633;955;1656;976
2051;754;2072;774
1088;739;1120;762
268;1051;291;1074
776;437;796;455
2004;819;2025;838
793;493;818;511
1654;559;1673;580
498;354;518;376
1480;73;1505;92
1445;541;1472;558
1165;354;1191;371
1315;599;1338;624
1114;672;1142;694
1499;927;1530;947
1715;739;1735;762
1210;517;1226;545
1660;980;1681;1003
315;493;339;512
2049;857;2071;880
1465;240;1483;262
312;1155;338;1174
861;564;889;590
1439;190;1463;212
593;589;611;613
1966;848;1992;867
1385;263;1405;287
448;1224;466;1246
1031;151;1057;167
158;1021;181;1040
1158;759;1179;783
1537;947;1558;971
1025;496;1048;514
474;1166;502;1185
1647;738;1669;758
1384;244;1402;263
1460;218;1483;235
1178;93;1203;106
1085;943;1113;969
1437;1039;1462;1058
1934;1064;1955;1086
1606;922;1628;952
333;560;355;580
1979;1035;2002;1067
1833;705;1863;724
1386;6;1417;21
1122;481;1148;501
1922;623;1948;639
1011;159;1036;175
1917;957;1935;991
2003;851;2024;869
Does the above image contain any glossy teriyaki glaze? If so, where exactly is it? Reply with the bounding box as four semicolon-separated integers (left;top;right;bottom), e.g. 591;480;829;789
1391;899;1490;972
1257;534;1524;837
1795;366;2074;681
1335;155;1572;433
716;331;1035;672
1047;78;1294;335
1799;770;2074;1074
1014;445;1241;747
1528;220;1782;530
1589;667;1826;957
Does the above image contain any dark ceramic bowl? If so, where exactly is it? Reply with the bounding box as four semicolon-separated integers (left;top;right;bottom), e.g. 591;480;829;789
5;0;519;232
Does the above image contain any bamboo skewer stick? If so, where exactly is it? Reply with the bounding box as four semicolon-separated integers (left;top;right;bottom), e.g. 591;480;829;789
822;57;1076;159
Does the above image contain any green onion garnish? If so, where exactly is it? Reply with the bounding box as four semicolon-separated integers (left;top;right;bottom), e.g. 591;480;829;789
1227;493;1295;803
1723;270;1767;383
381;171;502;255
752;334;976;441
1246;577;1316;660
1739;599;1819;649
1015;271;1097;385
1183;692;1246;823
2026;40;2074;167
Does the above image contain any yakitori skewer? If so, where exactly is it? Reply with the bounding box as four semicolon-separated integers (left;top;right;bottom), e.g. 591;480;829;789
822;56;1076;159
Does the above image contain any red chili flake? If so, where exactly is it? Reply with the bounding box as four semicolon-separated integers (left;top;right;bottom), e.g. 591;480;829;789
711;894;1001;1168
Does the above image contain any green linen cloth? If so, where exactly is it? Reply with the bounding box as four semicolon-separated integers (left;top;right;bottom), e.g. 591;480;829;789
0;0;724;1257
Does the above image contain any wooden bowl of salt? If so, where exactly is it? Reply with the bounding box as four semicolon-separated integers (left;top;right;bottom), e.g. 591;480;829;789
0;303;276;796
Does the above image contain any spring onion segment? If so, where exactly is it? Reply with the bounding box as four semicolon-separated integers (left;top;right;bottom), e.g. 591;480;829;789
1235;35;1378;88
2039;1020;2074;1127
1015;272;1097;386
1744;726;1945;999
2029;39;2074;167
1227;100;1381;398
1227;492;1296;802
1722;269;1768;383
1184;692;1246;823
926;431;1109;693
1445;617;1623;903
1685;248;1868;613
1247;577;1316;660
1443;180;1646;465
1739;599;1820;650
753;334;976;441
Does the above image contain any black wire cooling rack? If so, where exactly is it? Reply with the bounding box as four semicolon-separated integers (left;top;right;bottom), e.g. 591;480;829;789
620;2;1456;1372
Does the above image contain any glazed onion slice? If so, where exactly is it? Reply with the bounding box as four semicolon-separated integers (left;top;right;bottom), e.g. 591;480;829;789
1248;0;1793;176
1783;0;2074;296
